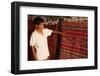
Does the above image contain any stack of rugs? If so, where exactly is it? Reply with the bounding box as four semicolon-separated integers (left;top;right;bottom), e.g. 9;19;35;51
59;21;88;59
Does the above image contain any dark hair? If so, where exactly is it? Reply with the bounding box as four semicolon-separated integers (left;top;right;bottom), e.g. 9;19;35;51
33;17;44;25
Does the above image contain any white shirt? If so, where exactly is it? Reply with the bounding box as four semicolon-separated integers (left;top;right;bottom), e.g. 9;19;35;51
30;28;53;60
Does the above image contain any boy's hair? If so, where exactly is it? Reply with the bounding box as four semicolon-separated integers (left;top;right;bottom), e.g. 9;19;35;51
33;17;44;25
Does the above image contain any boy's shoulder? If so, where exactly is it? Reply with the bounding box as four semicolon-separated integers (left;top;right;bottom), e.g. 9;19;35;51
43;28;49;31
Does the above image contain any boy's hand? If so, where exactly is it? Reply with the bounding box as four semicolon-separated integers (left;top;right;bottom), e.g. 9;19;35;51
34;56;38;60
60;32;66;37
52;30;66;37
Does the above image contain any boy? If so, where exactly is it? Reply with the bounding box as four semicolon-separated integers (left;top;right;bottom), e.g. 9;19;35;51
30;17;65;60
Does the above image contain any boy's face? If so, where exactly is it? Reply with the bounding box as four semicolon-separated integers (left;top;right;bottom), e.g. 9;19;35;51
36;22;44;30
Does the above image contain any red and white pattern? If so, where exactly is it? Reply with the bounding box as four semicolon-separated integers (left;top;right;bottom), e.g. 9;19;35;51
59;21;88;59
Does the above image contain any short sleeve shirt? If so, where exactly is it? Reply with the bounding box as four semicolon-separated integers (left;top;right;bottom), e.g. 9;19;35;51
30;28;52;60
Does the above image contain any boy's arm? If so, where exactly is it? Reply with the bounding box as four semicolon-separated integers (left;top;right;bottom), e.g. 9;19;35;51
52;30;66;37
31;46;37;60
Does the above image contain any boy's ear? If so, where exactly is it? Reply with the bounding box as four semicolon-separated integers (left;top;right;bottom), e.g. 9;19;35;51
36;25;38;27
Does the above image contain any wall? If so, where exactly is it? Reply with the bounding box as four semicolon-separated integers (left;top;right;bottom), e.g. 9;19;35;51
0;0;100;76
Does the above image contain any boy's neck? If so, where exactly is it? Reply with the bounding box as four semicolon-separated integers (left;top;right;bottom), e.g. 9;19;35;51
36;28;43;35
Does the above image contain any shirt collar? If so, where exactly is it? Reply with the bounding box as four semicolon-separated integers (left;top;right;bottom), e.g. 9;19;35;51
34;29;44;35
